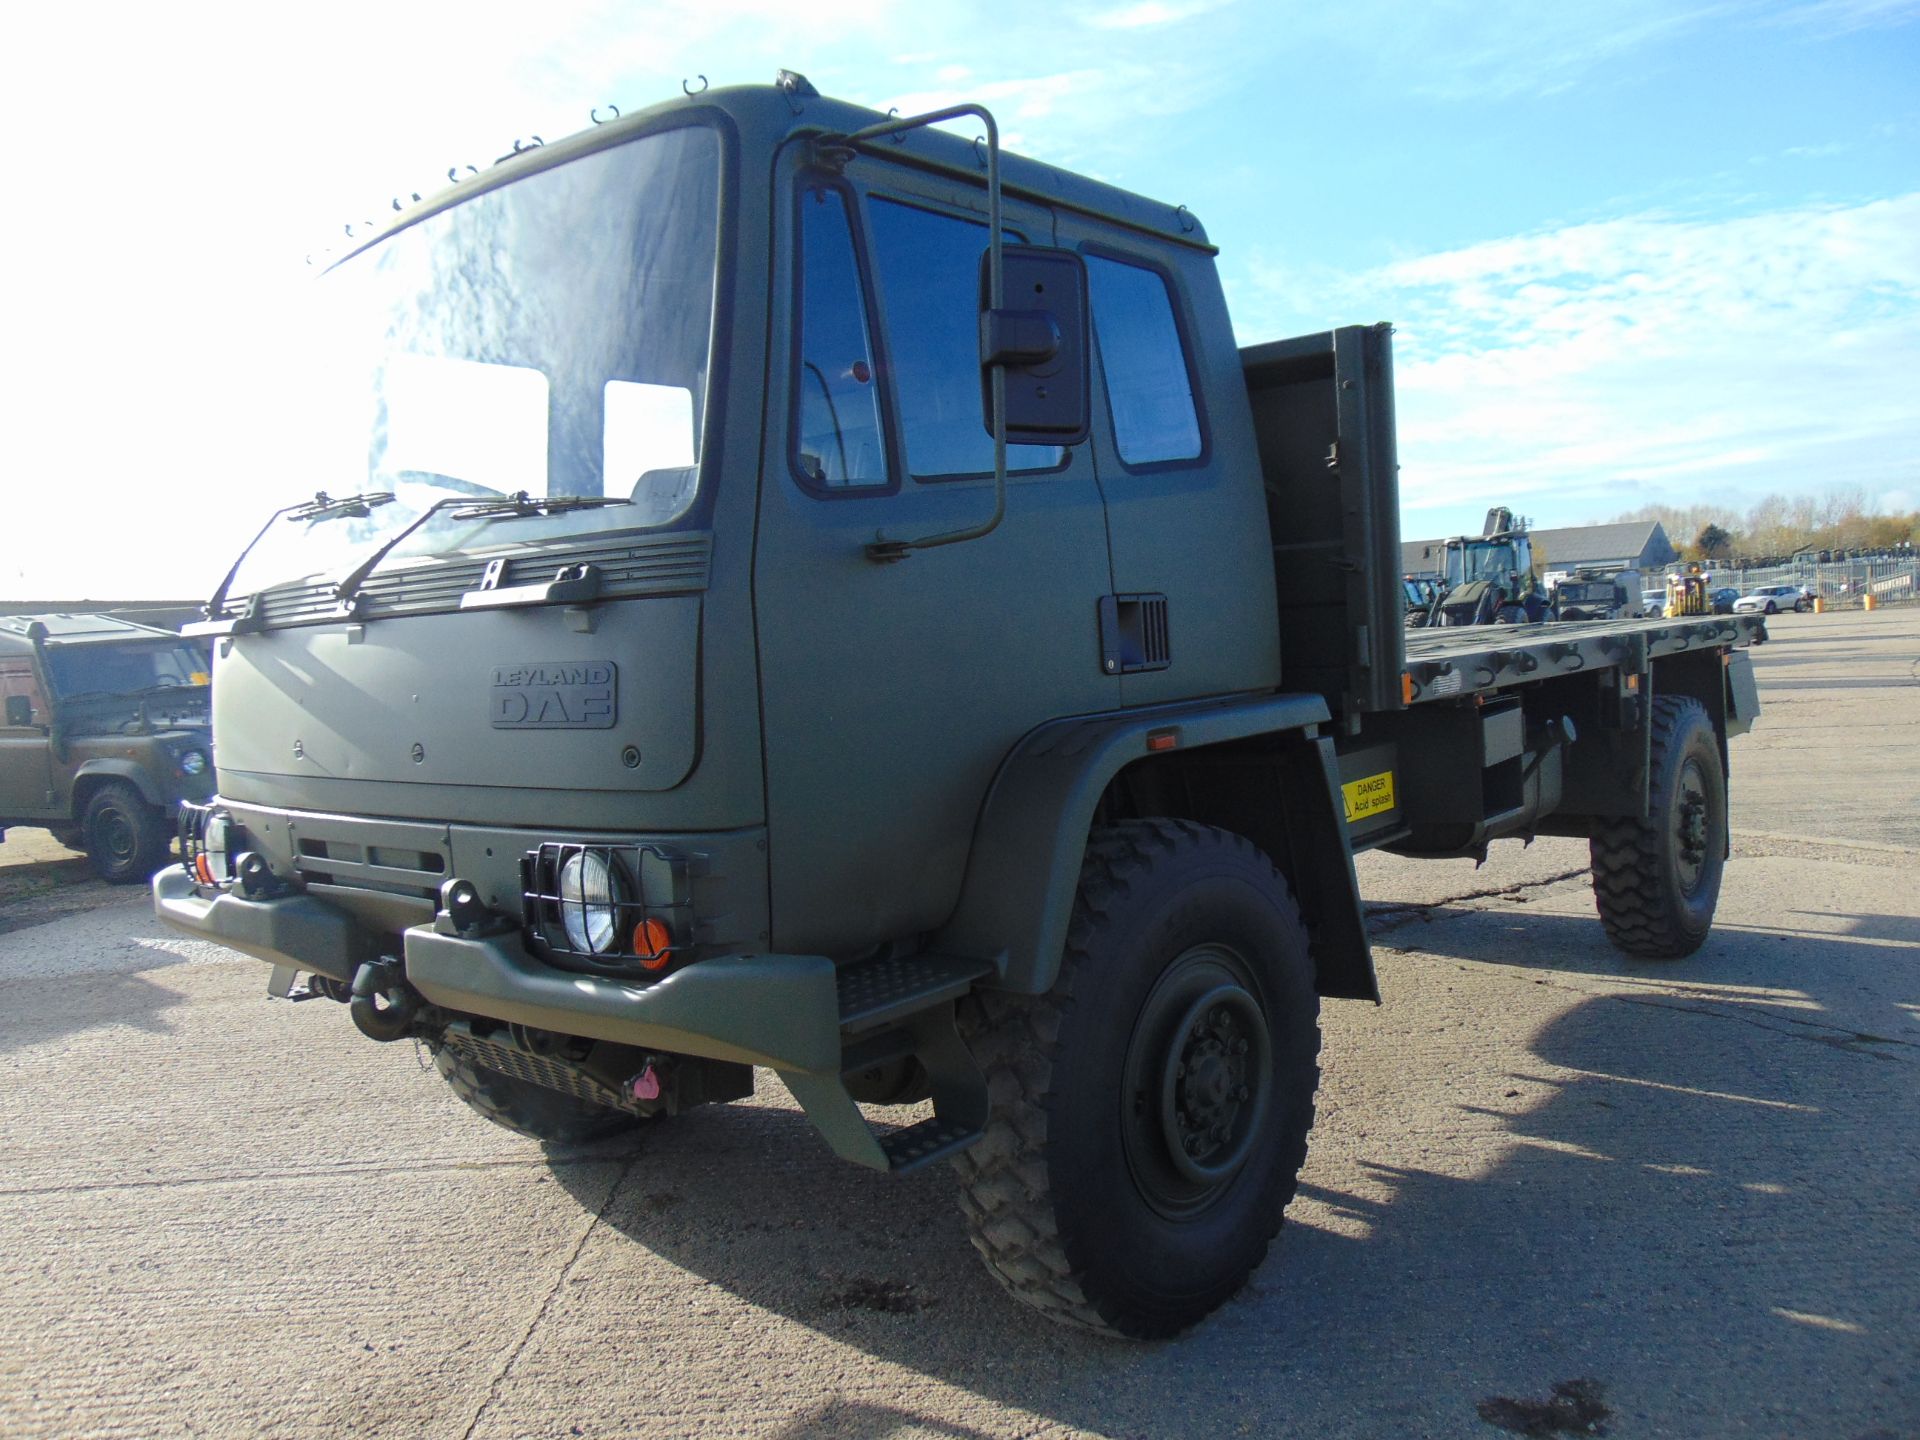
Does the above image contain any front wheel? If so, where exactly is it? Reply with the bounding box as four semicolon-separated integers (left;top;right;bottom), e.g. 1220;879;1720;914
1590;696;1727;958
953;820;1320;1338
82;781;172;884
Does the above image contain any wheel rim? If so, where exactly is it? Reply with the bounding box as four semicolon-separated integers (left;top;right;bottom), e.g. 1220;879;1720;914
1673;756;1712;897
1121;944;1272;1218
98;808;137;867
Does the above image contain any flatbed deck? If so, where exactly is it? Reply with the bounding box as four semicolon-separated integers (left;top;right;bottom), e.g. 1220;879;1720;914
1401;613;1765;704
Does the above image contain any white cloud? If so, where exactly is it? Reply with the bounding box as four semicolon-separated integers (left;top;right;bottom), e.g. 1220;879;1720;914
1765;0;1920;33
1243;194;1920;522
1083;0;1234;30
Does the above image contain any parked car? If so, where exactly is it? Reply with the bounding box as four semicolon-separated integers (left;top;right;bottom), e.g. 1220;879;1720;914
0;614;214;881
1710;587;1741;614
1733;585;1810;615
1641;588;1668;615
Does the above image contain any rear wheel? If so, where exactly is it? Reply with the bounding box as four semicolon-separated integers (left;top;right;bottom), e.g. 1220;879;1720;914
953;820;1320;1338
82;781;171;884
1590;696;1727;958
433;1047;649;1145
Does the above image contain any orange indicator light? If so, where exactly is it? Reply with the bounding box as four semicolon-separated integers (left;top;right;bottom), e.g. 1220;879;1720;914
1145;728;1179;753
632;918;673;970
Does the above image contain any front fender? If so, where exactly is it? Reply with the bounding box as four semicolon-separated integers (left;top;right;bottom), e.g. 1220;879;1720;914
72;758;169;810
934;692;1344;995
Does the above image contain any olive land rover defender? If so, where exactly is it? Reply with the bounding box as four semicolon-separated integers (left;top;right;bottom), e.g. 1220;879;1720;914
156;76;1762;1337
1;614;213;881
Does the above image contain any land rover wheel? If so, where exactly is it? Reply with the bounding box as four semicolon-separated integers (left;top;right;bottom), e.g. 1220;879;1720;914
433;1047;650;1146
1590;695;1727;958
82;781;172;884
953;820;1319;1338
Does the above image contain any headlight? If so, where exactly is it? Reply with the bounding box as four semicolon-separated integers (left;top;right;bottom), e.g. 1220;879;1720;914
179;749;208;776
558;851;620;953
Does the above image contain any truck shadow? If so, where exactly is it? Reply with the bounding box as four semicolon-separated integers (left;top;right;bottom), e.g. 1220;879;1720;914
548;907;1918;1438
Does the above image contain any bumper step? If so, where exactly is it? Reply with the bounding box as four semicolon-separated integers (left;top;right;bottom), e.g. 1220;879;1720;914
782;954;996;1173
836;953;993;1032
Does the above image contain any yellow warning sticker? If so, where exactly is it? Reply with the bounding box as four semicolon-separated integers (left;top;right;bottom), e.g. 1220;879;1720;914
189;672;211;686
1342;769;1396;823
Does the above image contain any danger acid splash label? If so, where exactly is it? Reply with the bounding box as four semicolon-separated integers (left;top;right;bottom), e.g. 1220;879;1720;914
1342;769;1396;823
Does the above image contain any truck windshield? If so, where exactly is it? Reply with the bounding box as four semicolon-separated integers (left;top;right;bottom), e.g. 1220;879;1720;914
226;125;722;602
45;642;210;699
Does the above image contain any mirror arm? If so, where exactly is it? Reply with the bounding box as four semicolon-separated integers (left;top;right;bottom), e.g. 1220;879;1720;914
830;104;1007;562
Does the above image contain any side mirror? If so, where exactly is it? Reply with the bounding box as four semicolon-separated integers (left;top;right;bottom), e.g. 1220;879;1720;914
5;695;32;727
979;245;1091;446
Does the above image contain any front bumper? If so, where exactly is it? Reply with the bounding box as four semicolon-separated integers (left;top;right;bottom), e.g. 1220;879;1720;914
152;865;839;1073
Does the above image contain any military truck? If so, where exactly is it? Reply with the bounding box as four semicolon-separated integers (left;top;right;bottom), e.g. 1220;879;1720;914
1;614;213;880
155;76;1764;1338
1551;570;1645;622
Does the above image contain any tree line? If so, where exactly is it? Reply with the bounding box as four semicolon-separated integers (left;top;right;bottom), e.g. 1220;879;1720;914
1608;486;1918;564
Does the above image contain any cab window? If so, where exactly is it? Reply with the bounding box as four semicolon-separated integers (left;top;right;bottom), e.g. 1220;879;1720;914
1086;254;1203;468
793;184;889;490
866;197;1062;479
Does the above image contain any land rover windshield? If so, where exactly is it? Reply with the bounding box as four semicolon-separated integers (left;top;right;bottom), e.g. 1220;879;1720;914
226;125;722;603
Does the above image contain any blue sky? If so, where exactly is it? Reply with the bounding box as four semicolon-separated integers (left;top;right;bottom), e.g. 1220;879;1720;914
4;0;1916;595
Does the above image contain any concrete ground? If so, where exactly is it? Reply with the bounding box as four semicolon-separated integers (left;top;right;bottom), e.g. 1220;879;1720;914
0;609;1914;1440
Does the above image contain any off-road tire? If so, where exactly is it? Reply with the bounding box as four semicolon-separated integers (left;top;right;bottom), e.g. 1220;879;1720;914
952;819;1320;1339
1590;695;1727;958
433;1046;649;1145
82;781;172;884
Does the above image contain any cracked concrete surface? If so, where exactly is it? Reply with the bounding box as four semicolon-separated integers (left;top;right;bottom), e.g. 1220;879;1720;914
0;609;1914;1439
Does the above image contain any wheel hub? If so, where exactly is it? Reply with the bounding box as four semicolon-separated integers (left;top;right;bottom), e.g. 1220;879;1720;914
1121;948;1275;1217
1674;757;1712;894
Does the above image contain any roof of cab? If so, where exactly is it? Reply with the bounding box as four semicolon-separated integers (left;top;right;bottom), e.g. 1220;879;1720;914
0;613;183;653
355;75;1212;262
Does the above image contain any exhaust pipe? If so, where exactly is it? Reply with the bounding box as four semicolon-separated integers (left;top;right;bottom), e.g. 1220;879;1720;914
349;959;422;1042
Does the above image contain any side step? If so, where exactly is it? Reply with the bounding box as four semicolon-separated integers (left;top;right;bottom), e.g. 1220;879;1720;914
782;953;994;1174
837;953;992;1032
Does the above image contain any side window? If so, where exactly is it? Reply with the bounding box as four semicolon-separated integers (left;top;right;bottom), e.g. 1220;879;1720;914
794;184;889;489
867;198;1062;479
0;663;47;725
1086;255;1203;467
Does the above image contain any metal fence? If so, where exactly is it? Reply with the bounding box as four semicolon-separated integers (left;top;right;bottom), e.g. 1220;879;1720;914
1703;556;1920;608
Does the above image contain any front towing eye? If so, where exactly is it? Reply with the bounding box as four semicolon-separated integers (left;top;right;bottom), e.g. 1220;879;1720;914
349;959;423;1043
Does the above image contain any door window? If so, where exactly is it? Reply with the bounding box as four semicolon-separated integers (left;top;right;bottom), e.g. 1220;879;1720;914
793;184;889;490
1086;254;1203;468
867;198;1062;479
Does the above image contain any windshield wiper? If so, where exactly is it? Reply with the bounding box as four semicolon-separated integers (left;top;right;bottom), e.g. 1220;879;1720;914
204;492;396;620
332;491;628;613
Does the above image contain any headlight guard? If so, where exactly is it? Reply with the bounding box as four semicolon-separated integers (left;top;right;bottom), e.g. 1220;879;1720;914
520;841;691;978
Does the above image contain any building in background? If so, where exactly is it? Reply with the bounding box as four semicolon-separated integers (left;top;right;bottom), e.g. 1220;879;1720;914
1403;521;1679;580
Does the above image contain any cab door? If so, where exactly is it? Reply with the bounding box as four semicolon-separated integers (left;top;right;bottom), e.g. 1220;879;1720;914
751;148;1119;956
1054;214;1281;708
0;657;55;818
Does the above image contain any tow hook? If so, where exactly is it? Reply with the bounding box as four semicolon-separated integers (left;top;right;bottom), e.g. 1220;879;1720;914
349;959;422;1042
